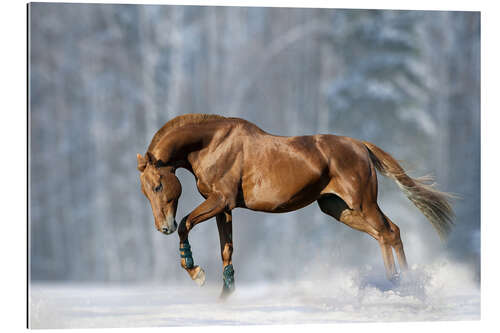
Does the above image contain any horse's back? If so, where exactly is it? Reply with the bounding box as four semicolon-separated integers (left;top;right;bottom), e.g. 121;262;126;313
194;118;376;212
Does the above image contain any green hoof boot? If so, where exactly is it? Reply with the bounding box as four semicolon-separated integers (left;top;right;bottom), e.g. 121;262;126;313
220;264;235;298
180;241;194;269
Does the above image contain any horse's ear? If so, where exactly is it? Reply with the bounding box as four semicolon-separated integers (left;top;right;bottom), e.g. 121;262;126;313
137;153;147;172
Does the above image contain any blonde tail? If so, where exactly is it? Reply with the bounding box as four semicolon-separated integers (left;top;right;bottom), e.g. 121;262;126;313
363;141;455;240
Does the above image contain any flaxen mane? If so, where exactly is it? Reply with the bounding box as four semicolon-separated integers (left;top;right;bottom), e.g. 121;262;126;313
147;114;227;152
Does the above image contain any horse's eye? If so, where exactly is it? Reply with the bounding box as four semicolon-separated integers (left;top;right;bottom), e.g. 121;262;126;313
153;183;163;193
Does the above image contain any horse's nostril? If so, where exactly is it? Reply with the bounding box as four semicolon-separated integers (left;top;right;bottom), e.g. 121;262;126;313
162;227;169;233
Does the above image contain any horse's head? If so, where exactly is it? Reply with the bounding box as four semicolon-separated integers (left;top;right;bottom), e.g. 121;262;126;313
137;152;182;235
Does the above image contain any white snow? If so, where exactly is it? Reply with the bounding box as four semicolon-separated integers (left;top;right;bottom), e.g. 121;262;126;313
29;260;479;329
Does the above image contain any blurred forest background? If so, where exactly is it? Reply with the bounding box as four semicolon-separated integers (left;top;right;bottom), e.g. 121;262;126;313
29;3;480;285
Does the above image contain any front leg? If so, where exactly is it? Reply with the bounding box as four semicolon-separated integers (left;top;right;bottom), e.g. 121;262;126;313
216;211;234;299
178;193;227;286
178;226;206;286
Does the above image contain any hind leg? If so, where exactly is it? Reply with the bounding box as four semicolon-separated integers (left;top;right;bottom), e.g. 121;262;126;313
364;208;409;279
382;214;408;272
317;195;399;280
395;243;408;271
356;205;401;280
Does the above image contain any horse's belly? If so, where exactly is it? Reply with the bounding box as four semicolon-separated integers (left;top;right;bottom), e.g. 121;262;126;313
242;172;329;213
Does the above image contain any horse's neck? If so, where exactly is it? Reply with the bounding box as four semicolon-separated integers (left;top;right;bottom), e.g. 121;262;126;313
152;123;218;167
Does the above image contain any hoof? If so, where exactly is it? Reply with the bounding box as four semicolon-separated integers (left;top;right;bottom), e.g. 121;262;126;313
219;264;235;300
193;266;206;286
219;286;234;300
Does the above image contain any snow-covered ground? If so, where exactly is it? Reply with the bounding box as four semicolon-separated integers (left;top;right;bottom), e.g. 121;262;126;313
29;261;479;329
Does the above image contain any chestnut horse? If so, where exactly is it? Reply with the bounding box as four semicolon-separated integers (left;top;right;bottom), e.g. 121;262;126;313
137;114;453;297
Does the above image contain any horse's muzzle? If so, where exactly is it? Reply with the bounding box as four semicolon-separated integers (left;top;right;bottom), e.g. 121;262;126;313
161;220;178;235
